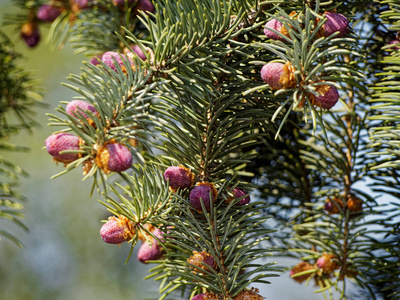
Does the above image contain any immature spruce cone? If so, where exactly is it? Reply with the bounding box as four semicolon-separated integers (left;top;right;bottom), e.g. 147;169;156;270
260;62;295;90
316;253;340;274
226;188;250;206
313;85;339;109
100;215;135;244
164;165;194;190
96;143;133;173
45;133;81;164
20;23;40;48
66;100;98;119
101;51;133;72
190;183;217;211
37;4;63;23
137;228;164;263
264;19;285;41
323;12;349;38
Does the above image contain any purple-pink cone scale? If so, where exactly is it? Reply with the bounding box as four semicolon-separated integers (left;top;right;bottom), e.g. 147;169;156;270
89;54;102;66
316;256;327;269
191;294;207;300
131;45;147;61
164;166;191;189
101;51;133;71
66;100;97;119
21;27;40;48
324;201;334;212
260;62;284;89
315;86;339;109
106;143;133;172
190;185;213;210
232;188;250;205
37;5;62;22
136;0;155;14
100;218;127;244
74;0;93;9
45;133;80;163
137;234;163;263
264;19;285;41
389;39;400;50
324;12;349;38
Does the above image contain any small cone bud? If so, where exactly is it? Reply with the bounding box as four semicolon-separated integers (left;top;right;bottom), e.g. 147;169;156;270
190;182;217;211
187;250;216;273
313;85;339;109
226;188;250;206
135;0;155;14
261;62;295;90
37;5;63;23
264;19;285;41
96;142;133;173
20;23;40;48
137;229;164;263
45;133;81;164
323;12;349;38
233;288;264;300
316;253;340;274
100;215;135;244
164;165;194;190
66;100;98;119
101;51;133;72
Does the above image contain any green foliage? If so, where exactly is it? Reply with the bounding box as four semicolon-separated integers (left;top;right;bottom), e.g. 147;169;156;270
9;0;397;299
0;31;42;247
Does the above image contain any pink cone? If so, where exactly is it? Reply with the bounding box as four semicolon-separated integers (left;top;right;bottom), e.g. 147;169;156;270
45;133;81;164
190;185;213;211
264;19;285;41
324;12;349;38
315;85;339;109
66;100;98;119
260;62;285;90
106;143;133;172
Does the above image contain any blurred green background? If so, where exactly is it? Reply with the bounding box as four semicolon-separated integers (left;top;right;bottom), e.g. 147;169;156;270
0;1;332;299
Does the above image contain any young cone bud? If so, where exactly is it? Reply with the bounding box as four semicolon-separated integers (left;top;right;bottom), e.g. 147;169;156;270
233;288;264;300
347;194;363;212
191;293;220;300
45;133;81;164
74;0;93;9
135;0;155;14
137;229;164;263
66;100;98;119
131;44;147;61
37;5;63;23
190;183;217;211
101;51;133;72
187;250;216;273
264;19;285;41
164;165;194;190
226;188;250;206
324;196;343;214
20;23;40;48
323;12;349;38
96;142;133;173
313;85;339;109
89;54;102;66
261;62;295;90
100;215;135;244
316;253;340;274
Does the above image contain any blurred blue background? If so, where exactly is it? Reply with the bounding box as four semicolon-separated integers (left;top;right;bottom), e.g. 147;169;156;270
0;1;337;299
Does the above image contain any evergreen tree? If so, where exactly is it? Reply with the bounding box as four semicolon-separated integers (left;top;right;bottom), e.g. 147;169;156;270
4;0;400;299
